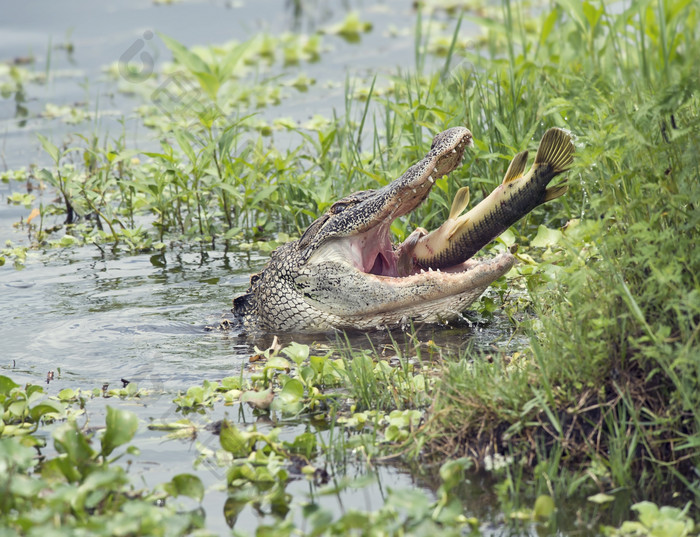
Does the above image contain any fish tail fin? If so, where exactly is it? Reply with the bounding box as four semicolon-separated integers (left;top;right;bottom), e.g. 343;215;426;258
502;150;529;183
534;127;575;173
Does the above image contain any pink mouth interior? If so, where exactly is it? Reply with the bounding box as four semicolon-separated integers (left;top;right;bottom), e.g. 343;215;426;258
357;224;399;276
349;224;471;278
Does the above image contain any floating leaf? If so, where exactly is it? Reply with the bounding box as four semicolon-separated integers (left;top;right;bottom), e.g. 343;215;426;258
282;342;310;365
164;473;205;502
279;379;304;403
0;375;20;395
220;420;255;457
241;389;274;410
283;432;317;458
101;407;138;457
29;400;65;423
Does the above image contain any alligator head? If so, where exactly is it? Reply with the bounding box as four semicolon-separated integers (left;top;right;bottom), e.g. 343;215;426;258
233;127;518;332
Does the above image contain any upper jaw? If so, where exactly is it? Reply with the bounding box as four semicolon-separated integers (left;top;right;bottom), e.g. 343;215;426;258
301;127;474;254
308;127;479;278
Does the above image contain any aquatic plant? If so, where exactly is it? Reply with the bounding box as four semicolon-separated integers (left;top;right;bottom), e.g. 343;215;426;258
0;378;208;536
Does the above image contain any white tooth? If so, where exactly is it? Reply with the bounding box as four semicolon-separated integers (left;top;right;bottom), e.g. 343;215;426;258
420;269;425;274
436;268;441;272
452;149;457;153
428;267;433;272
428;175;434;183
412;188;416;193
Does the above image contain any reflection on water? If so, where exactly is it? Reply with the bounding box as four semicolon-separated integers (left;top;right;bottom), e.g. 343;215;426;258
2;247;253;389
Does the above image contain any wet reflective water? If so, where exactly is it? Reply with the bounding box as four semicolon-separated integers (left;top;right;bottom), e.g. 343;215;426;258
2;245;519;388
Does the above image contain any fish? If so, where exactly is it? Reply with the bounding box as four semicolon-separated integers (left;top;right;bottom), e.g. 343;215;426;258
406;127;574;271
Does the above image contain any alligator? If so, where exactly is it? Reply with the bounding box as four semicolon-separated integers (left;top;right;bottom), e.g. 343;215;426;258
233;126;574;332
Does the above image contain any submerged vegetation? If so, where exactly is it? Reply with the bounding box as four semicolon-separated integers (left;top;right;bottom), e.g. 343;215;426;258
1;0;699;534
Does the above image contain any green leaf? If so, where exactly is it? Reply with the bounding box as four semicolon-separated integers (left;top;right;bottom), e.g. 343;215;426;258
266;355;291;371
53;422;95;471
220;376;242;391
158;33;211;75
101;407;138;457
438;458;470;494
283;432;317;458
530;225;563;248
250;185;278;208
56;388;78;402
539;9;560;49
219;420;253;457
164;473;205;502
582;1;603;29
310;355;326;375
219;40;252;80
73;467;126;513
282;342;310;366
632;501;660;528
37;133;60;163
554;0;587;31
533;494;555;521
217;125;241;157
0;375;19;395
279;379;304;403
173;129;197;164
0;436;38;472
29;400;65;422
193;70;220;101
588;492;615;504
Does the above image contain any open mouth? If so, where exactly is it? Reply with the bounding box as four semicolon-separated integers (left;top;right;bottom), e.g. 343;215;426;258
336;127;474;278
339;221;481;279
316;128;493;281
301;123;517;323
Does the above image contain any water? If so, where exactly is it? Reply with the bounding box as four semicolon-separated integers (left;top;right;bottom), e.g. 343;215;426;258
0;245;520;534
0;1;528;534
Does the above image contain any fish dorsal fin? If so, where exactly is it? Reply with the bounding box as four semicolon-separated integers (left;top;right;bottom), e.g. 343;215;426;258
502;150;529;184
449;186;470;219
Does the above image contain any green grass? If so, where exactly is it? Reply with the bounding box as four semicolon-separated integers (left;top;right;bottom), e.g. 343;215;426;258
420;0;700;510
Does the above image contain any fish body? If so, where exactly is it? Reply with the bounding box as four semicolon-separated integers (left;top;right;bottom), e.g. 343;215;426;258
409;127;574;271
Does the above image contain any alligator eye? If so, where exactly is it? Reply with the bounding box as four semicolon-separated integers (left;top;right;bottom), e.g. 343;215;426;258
330;199;362;214
329;202;349;214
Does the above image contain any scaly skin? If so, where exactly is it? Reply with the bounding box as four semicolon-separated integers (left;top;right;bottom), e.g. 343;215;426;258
233;126;573;333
